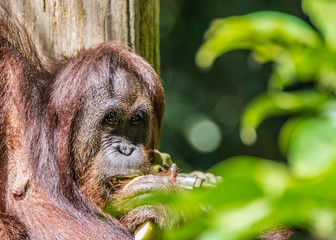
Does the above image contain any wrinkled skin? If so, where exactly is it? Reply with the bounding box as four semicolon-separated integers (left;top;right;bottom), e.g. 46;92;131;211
70;67;176;230
73;68;152;194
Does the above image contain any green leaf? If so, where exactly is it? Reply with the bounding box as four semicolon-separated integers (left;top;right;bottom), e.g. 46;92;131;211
288;117;336;178
240;91;327;145
303;0;336;50
196;11;321;69
211;156;290;198
268;47;327;90
204;157;292;239
197;198;273;240
278;117;306;155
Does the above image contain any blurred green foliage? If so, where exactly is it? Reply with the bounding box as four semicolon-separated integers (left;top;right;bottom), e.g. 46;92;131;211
160;0;306;171
156;0;336;239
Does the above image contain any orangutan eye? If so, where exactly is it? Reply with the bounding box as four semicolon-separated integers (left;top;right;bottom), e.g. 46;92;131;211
105;112;119;125
130;114;143;125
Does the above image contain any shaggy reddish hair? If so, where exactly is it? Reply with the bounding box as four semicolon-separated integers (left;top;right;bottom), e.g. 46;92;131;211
0;3;164;239
48;42;165;196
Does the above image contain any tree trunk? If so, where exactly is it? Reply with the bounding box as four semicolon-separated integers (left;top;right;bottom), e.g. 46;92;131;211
10;0;160;73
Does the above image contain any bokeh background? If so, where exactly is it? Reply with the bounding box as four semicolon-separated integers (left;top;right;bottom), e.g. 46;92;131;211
159;0;307;171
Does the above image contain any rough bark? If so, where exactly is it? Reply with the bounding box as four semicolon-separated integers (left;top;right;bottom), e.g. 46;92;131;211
10;0;160;72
